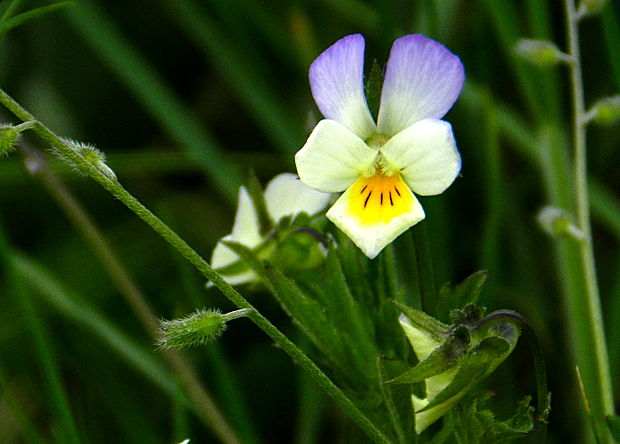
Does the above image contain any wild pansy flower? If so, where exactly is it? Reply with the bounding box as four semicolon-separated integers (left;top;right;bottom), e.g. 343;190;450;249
295;34;464;258
210;173;331;286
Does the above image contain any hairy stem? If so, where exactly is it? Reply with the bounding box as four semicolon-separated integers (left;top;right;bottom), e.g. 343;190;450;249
16;141;242;444
0;87;392;444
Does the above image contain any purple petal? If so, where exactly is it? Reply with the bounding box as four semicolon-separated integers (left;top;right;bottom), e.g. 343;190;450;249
377;34;464;136
309;34;376;139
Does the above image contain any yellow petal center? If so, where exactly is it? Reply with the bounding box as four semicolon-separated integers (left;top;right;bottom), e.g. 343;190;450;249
347;173;413;225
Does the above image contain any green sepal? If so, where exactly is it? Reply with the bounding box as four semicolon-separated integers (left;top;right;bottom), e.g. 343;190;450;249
438;270;487;319
442;392;535;444
418;336;513;413
245;169;272;235
0;125;19;157
214;237;275;276
449;304;486;330
271;213;330;275
388;325;470;384
392;300;450;343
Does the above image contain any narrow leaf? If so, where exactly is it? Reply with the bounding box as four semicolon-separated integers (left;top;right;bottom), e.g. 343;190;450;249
388;326;470;384
0;2;74;35
419;337;511;413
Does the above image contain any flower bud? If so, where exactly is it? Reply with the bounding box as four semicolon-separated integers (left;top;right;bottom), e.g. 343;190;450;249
392;302;520;434
0;121;36;157
0;124;20;157
158;308;251;349
588;95;620;126
515;39;571;67
58;138;117;180
537;206;584;241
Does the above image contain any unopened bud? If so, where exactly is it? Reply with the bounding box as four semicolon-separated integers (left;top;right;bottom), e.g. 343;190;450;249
59;138;117;180
158;308;251;349
537;206;584;241
0;121;36;157
0;125;19;157
587;95;620;126
515;39;572;67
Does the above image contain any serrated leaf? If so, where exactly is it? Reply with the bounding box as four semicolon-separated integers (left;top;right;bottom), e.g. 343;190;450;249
388;325;470;384
419;337;511;413
444;392;535;443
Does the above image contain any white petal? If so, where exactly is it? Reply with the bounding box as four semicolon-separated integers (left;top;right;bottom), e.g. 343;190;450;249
377;34;464;136
295;119;377;193
208;187;262;286
209;236;258;286
326;178;425;259
264;173;332;222
230;187;262;246
309;34;376;139
381;119;461;196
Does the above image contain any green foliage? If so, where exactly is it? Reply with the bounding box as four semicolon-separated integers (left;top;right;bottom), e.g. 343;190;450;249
0;1;73;37
607;415;620;441
387;325;470;385
437;392;534;444
0;0;618;442
437;271;487;321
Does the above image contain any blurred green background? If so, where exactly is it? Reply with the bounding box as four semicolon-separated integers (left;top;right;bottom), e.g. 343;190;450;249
1;0;619;442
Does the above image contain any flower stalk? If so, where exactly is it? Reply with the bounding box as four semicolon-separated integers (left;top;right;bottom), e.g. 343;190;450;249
0;87;391;444
564;0;615;441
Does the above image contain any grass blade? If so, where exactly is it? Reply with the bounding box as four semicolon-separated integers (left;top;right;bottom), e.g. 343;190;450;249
63;0;241;200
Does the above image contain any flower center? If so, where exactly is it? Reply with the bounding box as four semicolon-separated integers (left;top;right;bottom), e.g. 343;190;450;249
347;173;414;225
365;133;389;149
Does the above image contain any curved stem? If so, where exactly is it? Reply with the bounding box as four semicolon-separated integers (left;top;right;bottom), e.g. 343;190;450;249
0;87;392;444
476;311;548;419
564;0;615;441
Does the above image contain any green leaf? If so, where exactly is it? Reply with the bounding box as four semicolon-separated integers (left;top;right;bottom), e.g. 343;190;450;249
388;326;470;384
419;337;511;413
438;271;487;319
0;2;74;36
607;415;620;441
222;240;345;367
443;392;535;443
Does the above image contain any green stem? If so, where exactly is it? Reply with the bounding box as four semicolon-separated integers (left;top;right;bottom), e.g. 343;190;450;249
16;141;242;444
413;223;436;317
0;87;391;444
564;0;615;441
